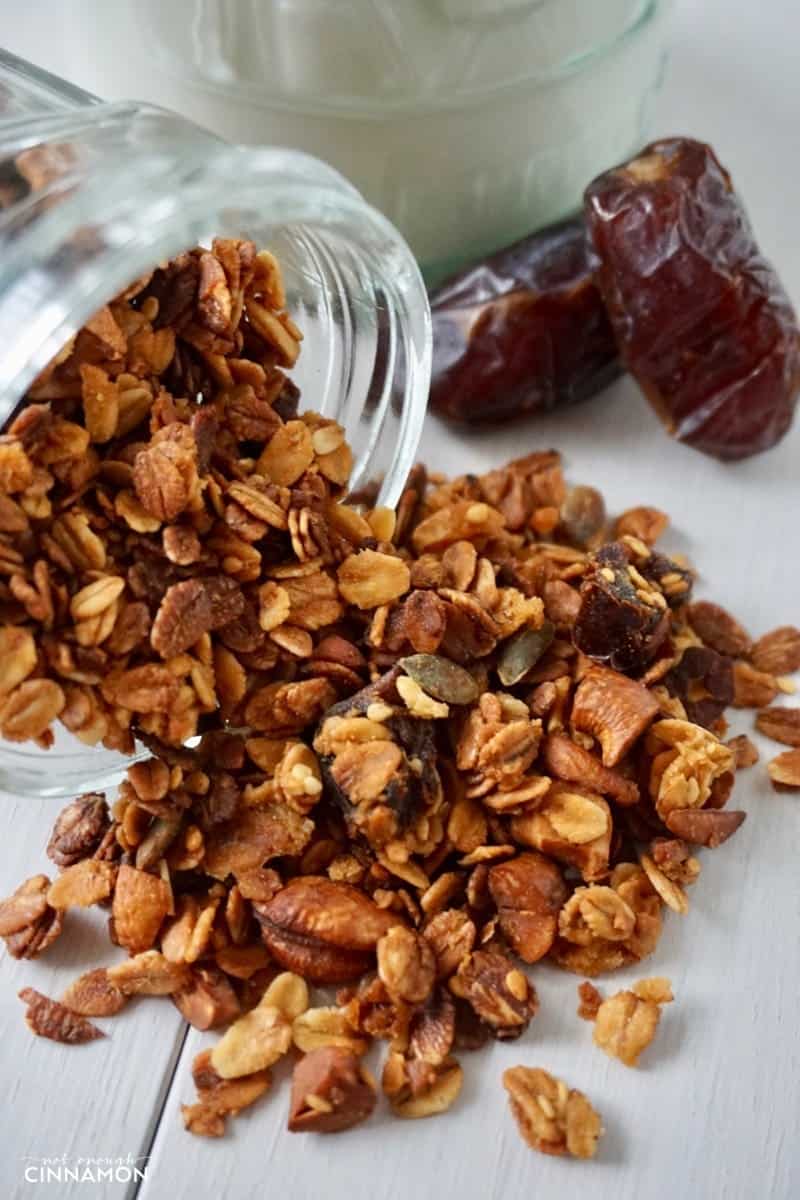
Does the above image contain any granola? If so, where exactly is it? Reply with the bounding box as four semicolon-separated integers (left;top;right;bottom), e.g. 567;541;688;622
1;237;793;1154
502;1066;603;1158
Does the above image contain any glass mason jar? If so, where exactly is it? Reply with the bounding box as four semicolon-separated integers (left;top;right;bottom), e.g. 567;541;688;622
70;0;673;283
0;50;431;797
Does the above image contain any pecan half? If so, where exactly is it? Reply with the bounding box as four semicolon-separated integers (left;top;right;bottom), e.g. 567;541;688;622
19;987;105;1044
750;625;800;676
46;793;109;867
255;878;401;984
755;707;800;747
686;600;751;657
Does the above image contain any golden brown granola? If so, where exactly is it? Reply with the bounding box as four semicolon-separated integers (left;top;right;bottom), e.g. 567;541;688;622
502;1066;603;1158
591;978;673;1067
2;238;795;1149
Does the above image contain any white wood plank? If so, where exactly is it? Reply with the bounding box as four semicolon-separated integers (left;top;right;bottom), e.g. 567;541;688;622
0;799;188;1200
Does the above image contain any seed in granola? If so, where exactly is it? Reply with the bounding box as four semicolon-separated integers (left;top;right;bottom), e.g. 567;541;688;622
496;622;555;687
399;654;480;706
502;1066;603;1159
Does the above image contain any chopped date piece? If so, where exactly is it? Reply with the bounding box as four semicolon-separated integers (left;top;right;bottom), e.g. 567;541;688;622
573;541;671;673
314;671;444;859
429;215;620;423
585;137;800;459
665;646;734;729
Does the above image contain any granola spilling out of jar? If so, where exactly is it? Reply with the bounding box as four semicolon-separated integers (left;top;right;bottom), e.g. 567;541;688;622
1;239;799;1158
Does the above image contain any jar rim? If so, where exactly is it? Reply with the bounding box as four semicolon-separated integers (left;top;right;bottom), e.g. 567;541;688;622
143;0;664;119
0;129;430;509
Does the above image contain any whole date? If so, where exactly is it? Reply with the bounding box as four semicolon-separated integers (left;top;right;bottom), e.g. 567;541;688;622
428;216;620;423
584;137;800;459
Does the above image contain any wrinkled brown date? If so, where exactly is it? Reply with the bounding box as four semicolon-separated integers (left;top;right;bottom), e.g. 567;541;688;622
428;216;620;422
585;137;800;459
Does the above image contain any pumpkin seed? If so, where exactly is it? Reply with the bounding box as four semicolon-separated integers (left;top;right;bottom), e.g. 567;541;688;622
399;654;480;706
497;621;555;686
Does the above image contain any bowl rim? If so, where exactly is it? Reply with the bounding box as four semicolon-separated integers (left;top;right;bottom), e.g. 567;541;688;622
142;0;667;120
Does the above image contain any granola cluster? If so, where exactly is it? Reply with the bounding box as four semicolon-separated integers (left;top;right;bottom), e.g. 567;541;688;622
2;245;799;1157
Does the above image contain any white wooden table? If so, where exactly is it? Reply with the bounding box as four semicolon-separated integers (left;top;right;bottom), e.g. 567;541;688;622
2;2;800;1197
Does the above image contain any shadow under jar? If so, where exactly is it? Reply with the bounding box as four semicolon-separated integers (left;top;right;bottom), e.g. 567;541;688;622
0;51;431;798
